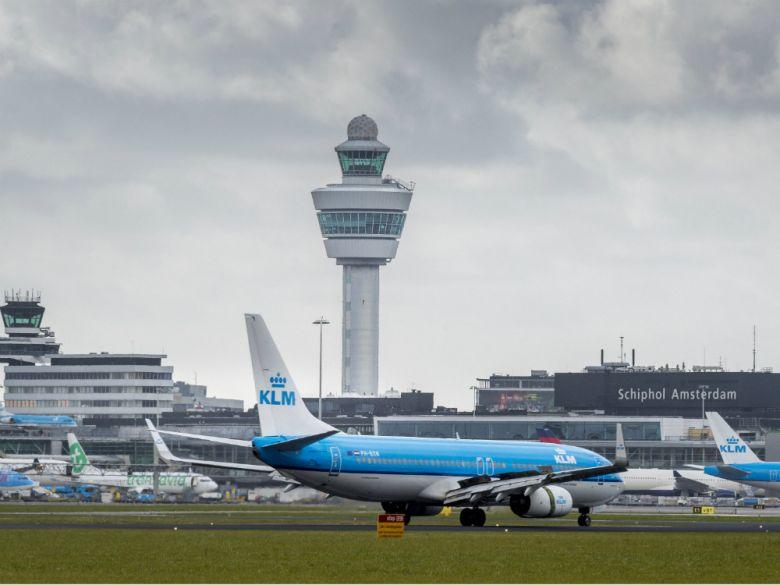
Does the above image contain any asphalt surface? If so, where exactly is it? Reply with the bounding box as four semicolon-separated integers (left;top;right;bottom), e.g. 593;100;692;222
1;520;777;532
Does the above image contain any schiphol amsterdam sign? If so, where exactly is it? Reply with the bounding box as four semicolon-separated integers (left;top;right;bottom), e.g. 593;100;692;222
616;387;737;403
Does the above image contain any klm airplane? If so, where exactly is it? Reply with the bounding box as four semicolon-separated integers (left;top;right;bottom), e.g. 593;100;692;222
0;403;76;427
150;314;626;527
0;467;37;494
705;412;780;496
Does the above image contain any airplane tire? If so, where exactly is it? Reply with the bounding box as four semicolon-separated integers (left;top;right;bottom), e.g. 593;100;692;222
577;514;591;527
404;514;411;525
459;508;474;527
473;508;486;527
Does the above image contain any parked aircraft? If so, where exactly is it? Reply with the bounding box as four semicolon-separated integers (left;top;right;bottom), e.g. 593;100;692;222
66;433;218;496
152;313;626;527
0;467;37;494
704;412;780;495
620;467;749;497
0;402;76;427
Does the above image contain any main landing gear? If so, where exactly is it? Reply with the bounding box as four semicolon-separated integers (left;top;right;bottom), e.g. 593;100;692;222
577;507;591;527
459;507;486;527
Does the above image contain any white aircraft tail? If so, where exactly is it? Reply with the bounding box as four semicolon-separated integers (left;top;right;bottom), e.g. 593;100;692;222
245;314;336;437
706;412;760;464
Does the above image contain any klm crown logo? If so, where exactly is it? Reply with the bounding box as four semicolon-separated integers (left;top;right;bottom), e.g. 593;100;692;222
259;373;295;406
720;436;747;454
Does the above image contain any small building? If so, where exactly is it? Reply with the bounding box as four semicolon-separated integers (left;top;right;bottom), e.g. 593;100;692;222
475;371;556;414
173;381;244;413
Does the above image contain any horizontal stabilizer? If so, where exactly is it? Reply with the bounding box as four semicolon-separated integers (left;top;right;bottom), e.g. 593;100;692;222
266;430;339;452
715;464;750;480
153;428;253;448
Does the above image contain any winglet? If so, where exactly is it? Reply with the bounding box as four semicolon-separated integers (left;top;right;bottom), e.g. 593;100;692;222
145;418;177;464
614;423;628;467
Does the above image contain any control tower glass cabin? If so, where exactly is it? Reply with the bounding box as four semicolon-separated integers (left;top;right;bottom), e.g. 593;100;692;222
311;115;414;396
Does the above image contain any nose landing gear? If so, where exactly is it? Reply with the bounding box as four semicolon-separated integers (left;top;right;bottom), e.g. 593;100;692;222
459;507;486;527
577;507;591;527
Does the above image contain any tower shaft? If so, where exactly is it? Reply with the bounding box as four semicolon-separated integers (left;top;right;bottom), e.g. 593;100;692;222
342;264;379;394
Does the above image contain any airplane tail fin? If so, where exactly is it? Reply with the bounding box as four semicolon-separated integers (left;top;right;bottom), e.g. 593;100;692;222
706;412;760;464
245;314;336;437
67;433;90;475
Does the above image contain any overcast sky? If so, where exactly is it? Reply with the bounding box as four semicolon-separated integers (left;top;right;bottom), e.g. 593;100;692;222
2;0;780;410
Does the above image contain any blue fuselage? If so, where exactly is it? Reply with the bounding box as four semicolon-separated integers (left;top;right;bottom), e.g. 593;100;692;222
705;462;780;493
1;414;77;427
251;434;622;504
0;469;35;491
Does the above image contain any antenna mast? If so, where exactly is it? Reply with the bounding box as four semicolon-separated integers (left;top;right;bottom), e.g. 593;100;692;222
752;325;757;373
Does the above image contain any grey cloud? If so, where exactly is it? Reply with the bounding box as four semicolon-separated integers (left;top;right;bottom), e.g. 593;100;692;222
2;1;780;411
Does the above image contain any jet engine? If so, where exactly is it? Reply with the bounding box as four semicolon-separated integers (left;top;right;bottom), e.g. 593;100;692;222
509;486;573;518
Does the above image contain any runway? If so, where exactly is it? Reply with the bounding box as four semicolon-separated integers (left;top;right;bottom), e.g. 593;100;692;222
1;520;777;532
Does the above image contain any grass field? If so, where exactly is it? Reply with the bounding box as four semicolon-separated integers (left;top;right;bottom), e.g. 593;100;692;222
1;529;778;583
1;504;779;583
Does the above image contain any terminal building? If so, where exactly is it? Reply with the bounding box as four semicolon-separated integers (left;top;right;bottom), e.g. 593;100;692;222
374;414;767;468
4;353;175;420
554;360;780;421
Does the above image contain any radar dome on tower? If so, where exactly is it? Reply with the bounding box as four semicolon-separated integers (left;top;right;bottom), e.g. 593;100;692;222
347;115;379;140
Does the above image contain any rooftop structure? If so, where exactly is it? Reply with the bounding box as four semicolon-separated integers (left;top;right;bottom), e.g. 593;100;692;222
311;115;414;395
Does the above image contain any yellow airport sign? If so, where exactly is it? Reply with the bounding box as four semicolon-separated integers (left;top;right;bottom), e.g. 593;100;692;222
377;514;405;538
692;506;715;514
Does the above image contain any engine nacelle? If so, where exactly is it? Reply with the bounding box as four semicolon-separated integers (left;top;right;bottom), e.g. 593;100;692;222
509;486;573;518
406;503;443;517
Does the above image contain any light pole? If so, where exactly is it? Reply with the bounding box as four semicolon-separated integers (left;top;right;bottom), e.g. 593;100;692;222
313;317;330;420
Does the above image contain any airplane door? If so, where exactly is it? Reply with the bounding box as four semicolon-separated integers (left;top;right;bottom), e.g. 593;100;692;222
329;447;342;477
486;457;495;476
770;470;779;482
476;457;484;475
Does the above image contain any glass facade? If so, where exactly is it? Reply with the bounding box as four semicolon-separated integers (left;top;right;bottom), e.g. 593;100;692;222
377;419;662;441
2;308;43;328
338;151;387;176
318;212;405;236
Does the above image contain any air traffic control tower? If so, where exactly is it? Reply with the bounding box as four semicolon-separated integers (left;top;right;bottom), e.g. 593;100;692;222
312;115;414;396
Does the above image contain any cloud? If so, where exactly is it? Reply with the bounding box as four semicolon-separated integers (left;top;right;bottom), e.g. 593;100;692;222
2;1;780;411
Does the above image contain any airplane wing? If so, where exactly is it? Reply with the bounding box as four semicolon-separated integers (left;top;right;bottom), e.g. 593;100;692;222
444;424;628;507
146;419;271;471
673;470;712;494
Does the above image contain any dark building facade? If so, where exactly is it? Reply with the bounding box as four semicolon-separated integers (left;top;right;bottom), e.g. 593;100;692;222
555;370;780;420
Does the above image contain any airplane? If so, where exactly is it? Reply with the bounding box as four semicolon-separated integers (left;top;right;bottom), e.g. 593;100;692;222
66;433;219;497
151;313;627;527
704;411;780;496
0;467;37;494
0;402;77;427
619;467;749;497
